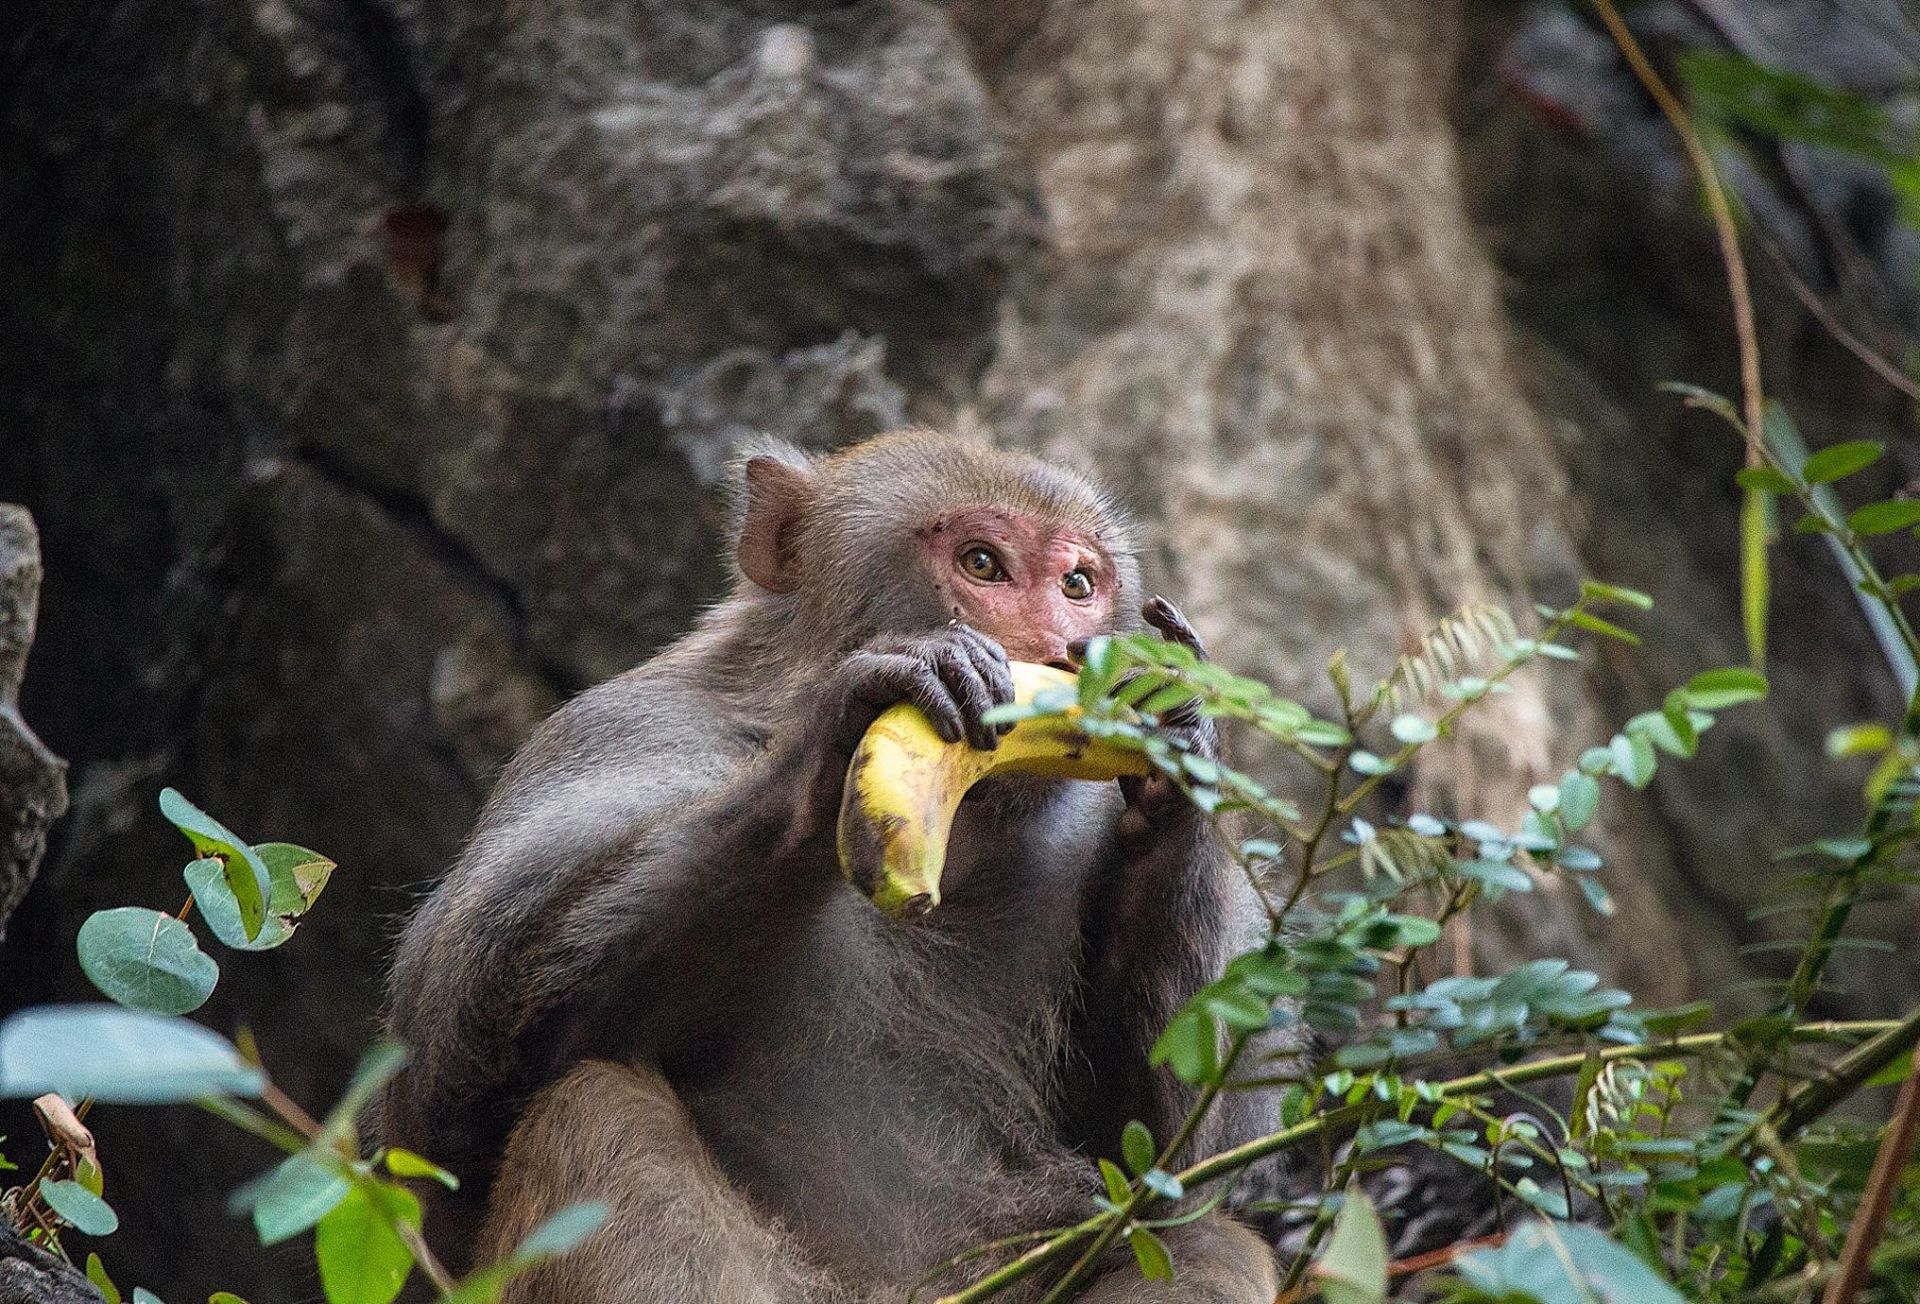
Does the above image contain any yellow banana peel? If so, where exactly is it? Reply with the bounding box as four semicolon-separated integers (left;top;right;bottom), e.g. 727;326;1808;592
837;661;1151;918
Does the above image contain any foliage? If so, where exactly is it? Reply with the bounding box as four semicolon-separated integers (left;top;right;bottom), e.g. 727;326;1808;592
927;378;1920;1304
1678;50;1920;233
0;792;606;1304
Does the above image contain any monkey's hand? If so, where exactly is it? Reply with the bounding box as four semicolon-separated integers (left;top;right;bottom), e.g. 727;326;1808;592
827;625;1016;756
1119;597;1221;828
784;626;1017;848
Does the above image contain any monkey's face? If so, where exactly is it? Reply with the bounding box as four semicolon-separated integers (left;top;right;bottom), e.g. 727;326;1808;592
916;506;1115;668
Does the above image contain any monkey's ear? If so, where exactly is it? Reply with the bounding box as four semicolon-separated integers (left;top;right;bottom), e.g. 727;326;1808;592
737;454;815;593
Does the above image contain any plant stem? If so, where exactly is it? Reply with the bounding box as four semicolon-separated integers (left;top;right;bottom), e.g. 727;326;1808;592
936;1022;1900;1303
1178;1023;1898;1194
1821;1046;1920;1304
1767;1004;1920;1139
1032;1035;1254;1304
1589;0;1764;448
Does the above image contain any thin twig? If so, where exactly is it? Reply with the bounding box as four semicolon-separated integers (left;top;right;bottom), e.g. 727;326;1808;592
1591;0;1765;455
1822;1046;1920;1304
1759;235;1920;403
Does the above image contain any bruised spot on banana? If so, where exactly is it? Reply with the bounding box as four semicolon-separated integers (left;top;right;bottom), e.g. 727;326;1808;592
837;662;1153;918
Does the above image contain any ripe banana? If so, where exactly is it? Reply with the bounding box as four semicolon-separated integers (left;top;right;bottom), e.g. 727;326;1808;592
838;661;1152;918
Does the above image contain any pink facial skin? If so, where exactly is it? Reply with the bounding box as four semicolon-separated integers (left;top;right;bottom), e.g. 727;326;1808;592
917;508;1116;666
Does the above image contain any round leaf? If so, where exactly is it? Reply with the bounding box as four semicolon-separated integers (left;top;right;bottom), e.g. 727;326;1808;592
315;1183;420;1304
1558;772;1600;831
40;1178;119;1236
0;1005;264;1103
1315;1187;1387;1304
231;1152;351;1246
76;908;218;1014
157;789;271;943
186;860;290;951
1389;715;1437;744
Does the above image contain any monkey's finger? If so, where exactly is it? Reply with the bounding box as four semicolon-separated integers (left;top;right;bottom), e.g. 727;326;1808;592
953;629;1017;734
932;642;1003;753
846;651;966;746
1143;596;1208;662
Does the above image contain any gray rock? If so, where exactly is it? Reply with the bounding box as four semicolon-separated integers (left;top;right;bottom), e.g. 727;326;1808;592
0;507;68;941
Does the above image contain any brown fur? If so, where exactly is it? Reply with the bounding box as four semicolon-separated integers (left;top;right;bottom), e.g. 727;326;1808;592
377;432;1276;1301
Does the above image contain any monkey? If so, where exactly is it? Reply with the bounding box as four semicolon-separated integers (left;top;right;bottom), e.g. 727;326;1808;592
376;431;1280;1302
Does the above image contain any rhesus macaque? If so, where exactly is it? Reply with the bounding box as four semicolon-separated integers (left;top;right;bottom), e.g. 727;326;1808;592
377;432;1279;1301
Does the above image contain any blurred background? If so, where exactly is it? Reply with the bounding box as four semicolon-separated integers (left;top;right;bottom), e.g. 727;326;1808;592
2;0;1917;1295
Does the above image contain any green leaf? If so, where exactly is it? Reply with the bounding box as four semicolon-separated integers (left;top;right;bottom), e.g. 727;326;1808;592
1148;1009;1218;1085
1456;1220;1688;1303
1849;499;1920;535
1121;1120;1155;1178
1801;439;1884;483
185;860;290;952
1568;610;1641;645
1681;667;1768;710
382;1147;458;1190
158;789;271;943
1680;51;1904;165
132;1292;164;1304
1127;1227;1173;1282
0;1006;264;1103
1458;859;1533;892
1734;466;1796;494
315;1183;419;1304
1295;720;1353;747
86;1254;123;1304
188;842;336;952
1315;1187;1388;1304
209;1295;251;1304
76;908;219;1015
256;843;335;910
1827;723;1892;757
515;1201;611;1259
1558;772;1600;832
231;1152;351;1246
41;1179;119;1235
1579;580;1653;610
1577;876;1615;915
1389;715;1437;745
1098;1158;1131;1205
1609;733;1656;789
321;1043;411;1142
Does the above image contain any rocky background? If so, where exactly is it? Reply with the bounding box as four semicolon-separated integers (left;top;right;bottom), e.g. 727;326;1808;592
2;0;1915;1295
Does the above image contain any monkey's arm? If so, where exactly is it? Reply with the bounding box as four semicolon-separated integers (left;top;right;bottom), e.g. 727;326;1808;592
1059;787;1252;1164
379;629;1014;1188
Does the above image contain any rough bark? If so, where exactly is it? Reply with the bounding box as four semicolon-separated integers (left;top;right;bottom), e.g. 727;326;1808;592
0;507;68;941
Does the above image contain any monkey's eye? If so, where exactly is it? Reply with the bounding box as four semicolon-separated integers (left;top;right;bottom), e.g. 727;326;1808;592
1061;569;1094;601
958;545;1008;582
